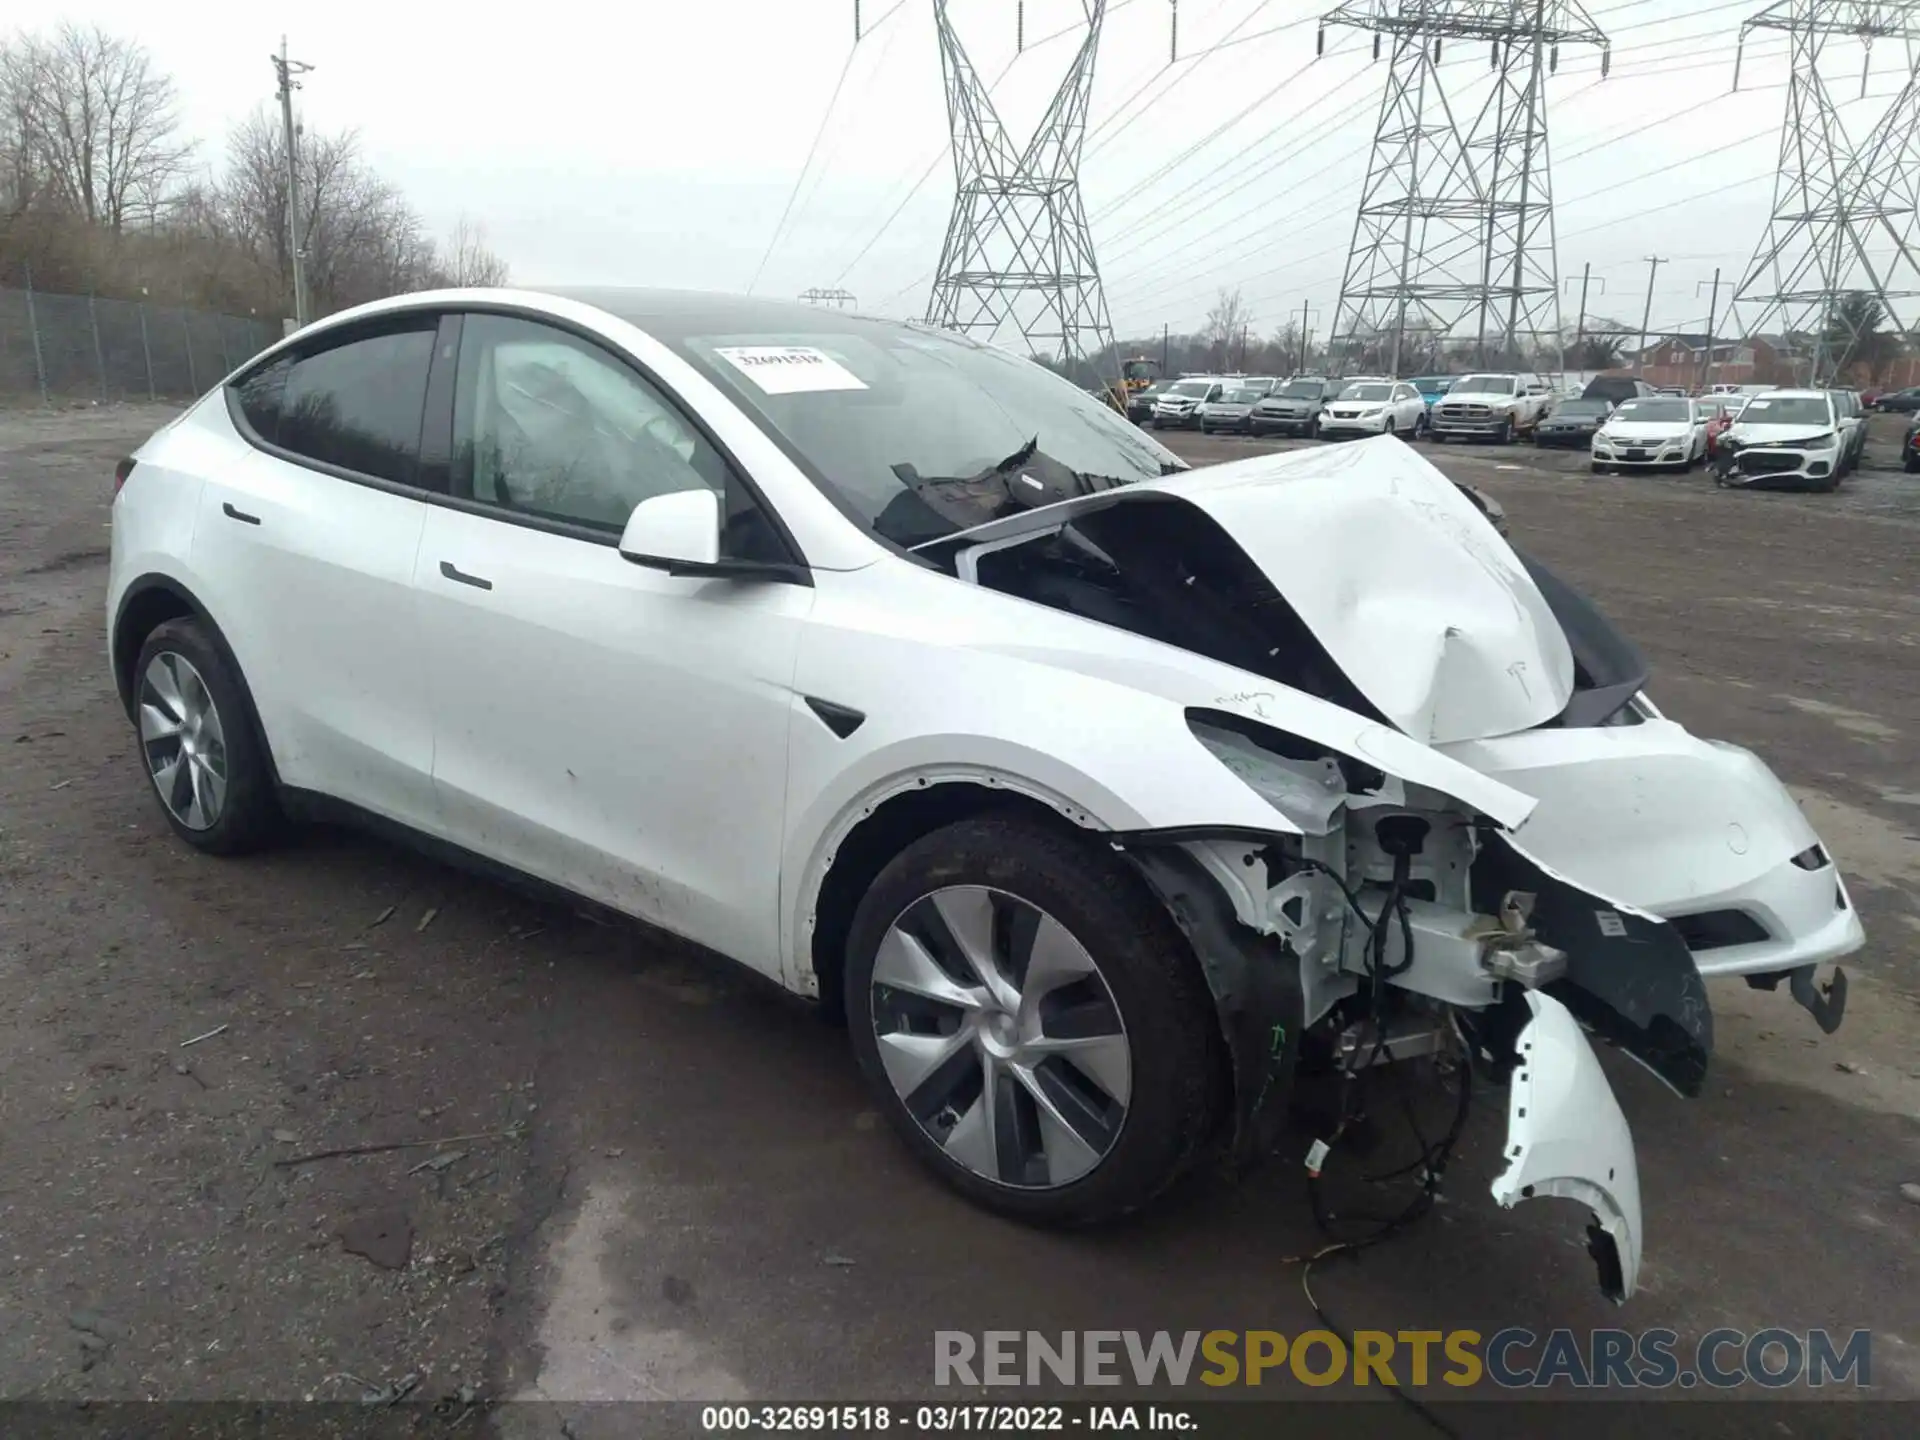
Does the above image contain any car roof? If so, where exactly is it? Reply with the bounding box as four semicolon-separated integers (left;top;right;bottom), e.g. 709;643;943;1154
1754;388;1828;400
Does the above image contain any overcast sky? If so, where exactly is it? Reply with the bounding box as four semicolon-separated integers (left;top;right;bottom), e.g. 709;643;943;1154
46;0;1920;342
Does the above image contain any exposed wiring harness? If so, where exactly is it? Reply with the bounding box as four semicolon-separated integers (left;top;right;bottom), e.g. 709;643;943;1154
1276;843;1470;1439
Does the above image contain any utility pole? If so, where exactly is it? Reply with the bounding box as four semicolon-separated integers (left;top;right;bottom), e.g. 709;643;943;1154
1634;255;1667;377
271;37;314;329
1161;321;1168;374
1297;301;1321;374
1697;268;1726;388
799;287;858;308
1564;263;1606;342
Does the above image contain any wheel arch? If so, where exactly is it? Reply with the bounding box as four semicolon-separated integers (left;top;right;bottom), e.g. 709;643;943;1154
804;776;1103;1023
112;573;281;786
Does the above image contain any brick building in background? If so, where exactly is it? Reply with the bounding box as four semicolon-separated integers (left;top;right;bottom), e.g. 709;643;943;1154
1609;333;1920;392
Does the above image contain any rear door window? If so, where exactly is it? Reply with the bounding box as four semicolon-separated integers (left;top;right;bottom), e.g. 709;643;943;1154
270;324;438;486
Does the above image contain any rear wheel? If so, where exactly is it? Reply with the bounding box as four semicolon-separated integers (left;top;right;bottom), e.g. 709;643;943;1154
131;619;280;854
845;815;1223;1225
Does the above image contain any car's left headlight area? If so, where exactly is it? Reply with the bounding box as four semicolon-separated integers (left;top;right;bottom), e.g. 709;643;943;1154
1166;714;1677;1302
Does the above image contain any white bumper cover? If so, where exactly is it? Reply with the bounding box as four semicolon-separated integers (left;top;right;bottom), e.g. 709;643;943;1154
1491;991;1644;1302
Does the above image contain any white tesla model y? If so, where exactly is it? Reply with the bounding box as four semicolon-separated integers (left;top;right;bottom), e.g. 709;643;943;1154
107;288;1862;1301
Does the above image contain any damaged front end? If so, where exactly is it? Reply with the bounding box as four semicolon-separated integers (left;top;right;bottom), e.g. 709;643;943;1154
1112;715;1690;1301
922;438;1861;1302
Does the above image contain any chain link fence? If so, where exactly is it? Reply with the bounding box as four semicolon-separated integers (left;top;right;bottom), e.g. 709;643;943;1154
0;285;284;405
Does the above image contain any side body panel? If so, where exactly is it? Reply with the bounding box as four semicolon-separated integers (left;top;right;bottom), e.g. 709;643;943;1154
416;507;810;975
188;439;436;831
778;555;1538;992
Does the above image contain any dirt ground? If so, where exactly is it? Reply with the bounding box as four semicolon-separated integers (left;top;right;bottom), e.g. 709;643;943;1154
1;402;1916;1430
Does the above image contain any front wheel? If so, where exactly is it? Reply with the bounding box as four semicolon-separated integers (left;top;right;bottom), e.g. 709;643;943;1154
845;815;1224;1225
1495;418;1514;445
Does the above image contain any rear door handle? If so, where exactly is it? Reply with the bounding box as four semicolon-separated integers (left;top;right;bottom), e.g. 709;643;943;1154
222;502;261;525
439;560;493;591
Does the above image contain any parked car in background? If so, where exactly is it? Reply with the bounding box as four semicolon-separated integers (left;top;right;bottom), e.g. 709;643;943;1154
1590;396;1707;473
1712;389;1844;491
1827;389;1868;473
1317;379;1429;439
1700;394;1750;458
1151;376;1225;430
1200;377;1278;435
1248;376;1337;437
1872;386;1920;413
1533;396;1613;448
1409;376;1453;412
1430;372;1553;443
1126;381;1169;424
1583;375;1659;407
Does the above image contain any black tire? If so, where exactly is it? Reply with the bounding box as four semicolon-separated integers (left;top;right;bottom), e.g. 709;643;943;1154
1305;416;1319;440
1382;417;1395;439
1590;462;1607;474
1904;453;1918;474
1495;418;1514;445
844;814;1224;1226
131;618;281;854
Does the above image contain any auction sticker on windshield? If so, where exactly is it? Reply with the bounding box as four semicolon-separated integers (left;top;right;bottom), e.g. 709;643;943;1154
715;345;868;394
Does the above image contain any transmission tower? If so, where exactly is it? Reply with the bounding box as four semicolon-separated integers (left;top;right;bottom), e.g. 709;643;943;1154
1730;1;1920;381
926;1;1117;380
800;287;859;308
1323;1;1607;376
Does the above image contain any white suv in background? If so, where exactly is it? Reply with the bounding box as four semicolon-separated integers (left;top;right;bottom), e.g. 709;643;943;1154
1713;389;1845;492
1149;376;1225;430
1316;379;1429;439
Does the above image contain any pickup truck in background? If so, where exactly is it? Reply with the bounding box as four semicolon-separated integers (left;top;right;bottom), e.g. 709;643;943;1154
1430;372;1554;443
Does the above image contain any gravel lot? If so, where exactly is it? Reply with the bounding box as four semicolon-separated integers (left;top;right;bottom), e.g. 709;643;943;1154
1;403;1916;1428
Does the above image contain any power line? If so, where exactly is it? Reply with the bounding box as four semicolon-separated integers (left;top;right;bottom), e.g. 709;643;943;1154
747;42;861;295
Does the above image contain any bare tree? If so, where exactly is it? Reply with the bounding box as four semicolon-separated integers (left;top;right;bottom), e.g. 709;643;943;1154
217;109;449;316
442;216;510;287
8;24;190;233
1204;287;1253;355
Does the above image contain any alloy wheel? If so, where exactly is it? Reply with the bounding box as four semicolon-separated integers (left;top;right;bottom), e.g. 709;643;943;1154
138;651;228;831
869;885;1132;1190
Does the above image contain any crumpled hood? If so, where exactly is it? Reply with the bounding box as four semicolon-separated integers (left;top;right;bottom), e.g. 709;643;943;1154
1728;422;1835;447
937;437;1575;744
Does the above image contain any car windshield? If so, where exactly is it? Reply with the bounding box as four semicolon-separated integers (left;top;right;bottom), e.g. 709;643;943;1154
1739;396;1831;427
1338;383;1393;402
674;322;1185;548
1225;386;1266;403
1553;400;1610;418
1453;374;1516;395
1413;378;1451;394
1273;380;1322;399
1611;399;1691;423
1169;379;1213;398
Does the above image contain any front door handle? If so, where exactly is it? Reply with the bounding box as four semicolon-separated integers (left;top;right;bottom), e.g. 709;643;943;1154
439;560;493;591
222;502;261;525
